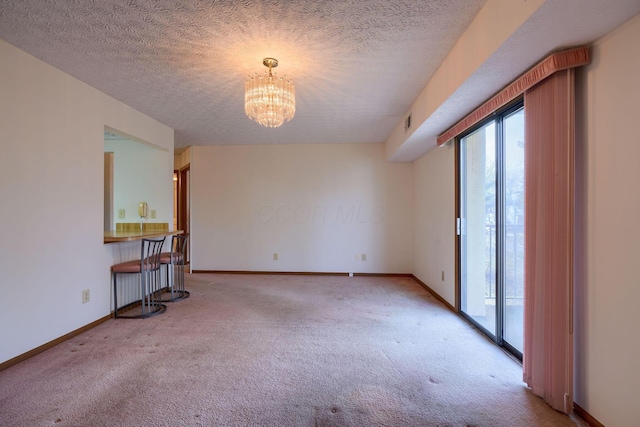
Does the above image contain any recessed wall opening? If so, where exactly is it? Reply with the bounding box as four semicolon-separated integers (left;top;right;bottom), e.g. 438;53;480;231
103;126;168;233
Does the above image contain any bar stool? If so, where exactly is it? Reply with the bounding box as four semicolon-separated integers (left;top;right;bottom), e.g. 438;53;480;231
160;233;190;302
112;237;167;318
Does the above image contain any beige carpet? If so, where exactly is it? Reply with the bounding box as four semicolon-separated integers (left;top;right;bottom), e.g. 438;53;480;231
0;274;587;426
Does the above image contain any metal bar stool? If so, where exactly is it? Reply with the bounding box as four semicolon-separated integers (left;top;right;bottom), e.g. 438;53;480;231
160;233;190;302
112;237;167;318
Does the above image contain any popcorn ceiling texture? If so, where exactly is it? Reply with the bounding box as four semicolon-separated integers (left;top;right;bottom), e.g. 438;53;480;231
0;0;486;148
3;1;638;156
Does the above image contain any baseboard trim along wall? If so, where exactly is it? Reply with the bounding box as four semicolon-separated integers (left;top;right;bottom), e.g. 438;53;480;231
193;270;416;278
573;403;605;427
192;270;349;276
354;273;413;278
410;274;456;312
0;314;111;373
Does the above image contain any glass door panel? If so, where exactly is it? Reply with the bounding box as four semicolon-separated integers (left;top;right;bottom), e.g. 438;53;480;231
503;108;525;354
460;122;496;337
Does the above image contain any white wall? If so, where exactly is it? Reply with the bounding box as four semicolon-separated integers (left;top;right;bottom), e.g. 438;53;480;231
191;144;413;274
0;39;174;364
574;13;640;426
412;143;456;306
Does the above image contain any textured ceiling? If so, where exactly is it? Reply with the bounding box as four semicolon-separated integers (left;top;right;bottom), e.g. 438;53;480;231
0;0;486;151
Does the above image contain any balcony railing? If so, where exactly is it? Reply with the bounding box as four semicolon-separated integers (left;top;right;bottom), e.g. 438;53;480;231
485;223;524;301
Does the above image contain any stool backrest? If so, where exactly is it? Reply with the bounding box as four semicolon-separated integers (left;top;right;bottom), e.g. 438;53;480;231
170;234;189;262
141;237;165;272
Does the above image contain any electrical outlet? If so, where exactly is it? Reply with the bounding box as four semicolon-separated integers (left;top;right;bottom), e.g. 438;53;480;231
118;209;125;218
361;253;367;262
355;254;359;261
441;271;445;281
82;289;90;304
273;253;278;261
150;209;156;219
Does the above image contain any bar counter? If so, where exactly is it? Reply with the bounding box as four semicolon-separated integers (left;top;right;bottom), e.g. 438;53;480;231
104;229;183;243
104;222;182;243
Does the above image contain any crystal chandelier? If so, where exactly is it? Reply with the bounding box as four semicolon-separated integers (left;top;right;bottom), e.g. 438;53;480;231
245;58;295;128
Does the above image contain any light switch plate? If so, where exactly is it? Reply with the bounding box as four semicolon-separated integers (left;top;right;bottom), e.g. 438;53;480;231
150;210;156;219
118;209;125;218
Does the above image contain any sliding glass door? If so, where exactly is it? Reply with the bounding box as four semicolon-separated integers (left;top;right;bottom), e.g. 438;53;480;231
502;107;525;355
459;102;524;358
459;120;497;336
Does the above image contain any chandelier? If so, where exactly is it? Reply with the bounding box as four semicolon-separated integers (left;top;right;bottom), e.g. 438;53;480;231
245;58;295;128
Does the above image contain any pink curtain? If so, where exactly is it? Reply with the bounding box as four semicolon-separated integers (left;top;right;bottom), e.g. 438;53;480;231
523;69;575;414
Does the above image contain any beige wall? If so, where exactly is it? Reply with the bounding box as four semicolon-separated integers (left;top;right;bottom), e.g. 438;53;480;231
412;143;456;305
0;39;174;364
574;13;640;426
190;144;413;273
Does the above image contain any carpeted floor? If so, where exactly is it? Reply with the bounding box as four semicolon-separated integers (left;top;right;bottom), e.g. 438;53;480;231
0;274;587;426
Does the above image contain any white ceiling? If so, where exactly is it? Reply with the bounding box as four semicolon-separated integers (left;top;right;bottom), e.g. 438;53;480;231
0;1;638;158
0;0;486;151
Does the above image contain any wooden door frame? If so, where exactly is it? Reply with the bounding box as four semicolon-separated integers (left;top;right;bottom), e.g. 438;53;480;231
177;165;190;263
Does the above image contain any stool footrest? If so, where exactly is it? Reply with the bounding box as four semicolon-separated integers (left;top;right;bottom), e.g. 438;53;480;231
114;301;167;319
161;290;190;302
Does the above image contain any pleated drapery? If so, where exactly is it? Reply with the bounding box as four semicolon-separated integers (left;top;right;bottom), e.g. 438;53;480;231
522;69;575;414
